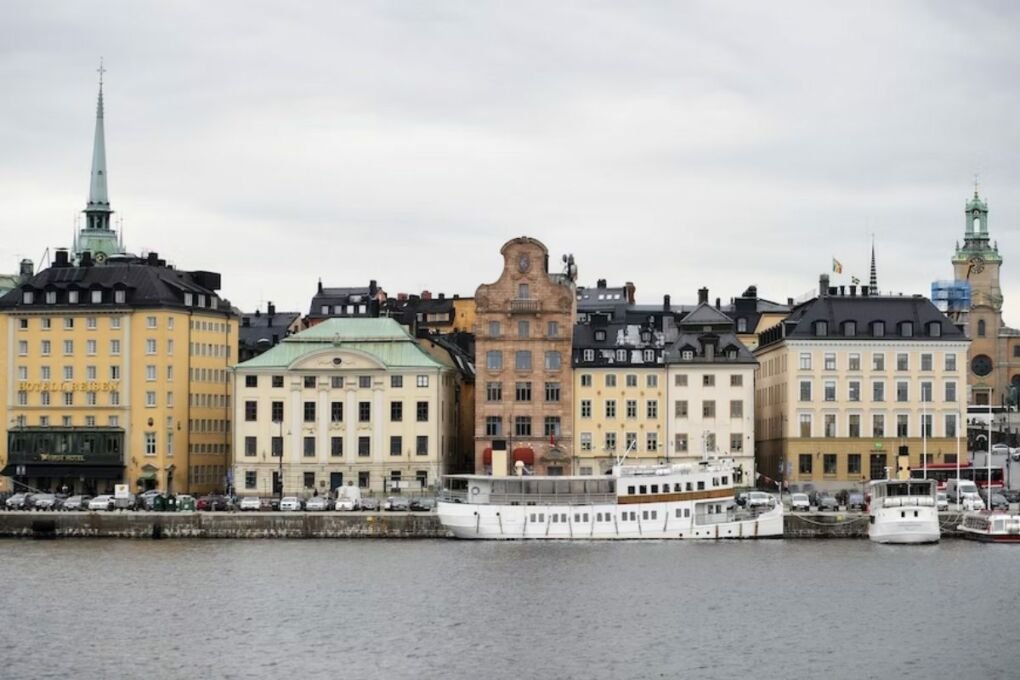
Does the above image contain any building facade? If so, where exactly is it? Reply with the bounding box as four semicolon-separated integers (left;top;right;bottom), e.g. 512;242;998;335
474;237;577;475
755;280;969;491
231;318;456;496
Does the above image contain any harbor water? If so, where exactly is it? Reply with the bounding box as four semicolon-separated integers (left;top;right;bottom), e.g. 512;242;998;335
0;539;1016;679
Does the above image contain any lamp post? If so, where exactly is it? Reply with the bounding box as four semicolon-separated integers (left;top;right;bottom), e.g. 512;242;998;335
275;418;284;502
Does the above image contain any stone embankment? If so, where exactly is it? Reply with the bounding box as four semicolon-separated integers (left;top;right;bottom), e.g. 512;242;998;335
0;511;967;539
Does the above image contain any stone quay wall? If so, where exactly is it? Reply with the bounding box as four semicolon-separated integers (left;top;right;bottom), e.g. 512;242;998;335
0;511;967;540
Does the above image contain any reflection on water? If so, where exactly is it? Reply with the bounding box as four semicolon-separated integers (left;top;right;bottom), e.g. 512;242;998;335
0;539;1016;680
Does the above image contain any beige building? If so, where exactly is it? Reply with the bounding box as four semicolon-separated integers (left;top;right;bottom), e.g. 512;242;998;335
231;318;456;496
474;237;577;475
755;280;969;491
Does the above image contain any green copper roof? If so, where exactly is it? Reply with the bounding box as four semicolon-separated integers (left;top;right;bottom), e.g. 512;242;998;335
966;191;988;213
237;317;446;370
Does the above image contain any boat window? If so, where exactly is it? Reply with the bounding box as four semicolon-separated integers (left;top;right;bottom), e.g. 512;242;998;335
561;514;567;522
686;482;693;491
712;477;718;487
583;513;589;522
697;481;705;490
675;509;682;518
684;508;690;518
642;511;649;520
627;485;636;495
525;480;541;495
552;514;558;523
651;484;659;493
722;476;728;485
574;513;580;522
608;480;616;494
651;511;657;519
530;513;536;523
707;506;713;514
674;483;682;492
539;514;545;522
639;485;647;494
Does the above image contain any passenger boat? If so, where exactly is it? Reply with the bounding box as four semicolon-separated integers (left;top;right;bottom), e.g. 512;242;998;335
957;512;1020;543
436;459;783;540
867;479;940;544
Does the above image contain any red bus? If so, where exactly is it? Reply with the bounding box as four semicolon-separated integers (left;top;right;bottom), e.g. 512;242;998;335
909;463;1004;490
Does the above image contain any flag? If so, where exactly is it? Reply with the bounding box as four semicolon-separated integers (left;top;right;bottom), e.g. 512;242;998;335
832;258;843;274
851;276;860;285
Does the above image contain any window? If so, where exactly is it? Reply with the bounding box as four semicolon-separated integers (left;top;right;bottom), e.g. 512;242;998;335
824;414;836;438
704;433;715;452
303;472;315;489
799;353;812;370
799;414;811;437
23;291;33;304
582;349;594;362
945;353;957;372
647;400;658;418
17;340;27;356
485;416;502;436
605;432;617;451
849;414;861;438
544;351;561;370
63;392;74;406
799;381;812;401
486;382;502;401
110;339;121;355
799;454;812;474
945;414;957;438
922;414;933;438
358;376;371;389
594;330;607;342
244;436;257;457
580;433;592;451
146;365;157;382
41;340;51;355
823;454;837;475
145;338;156;354
86;391;97;406
544;416;561;437
110;390;120;406
848;353;861;371
945;382;957;402
515;351;532;371
271;401;284;422
146;316;157;329
245;471;257;490
605;374;617;387
515;382;532;401
517;283;530;299
814;321;827;336
647;432;658;452
873;381;885;402
358;436;370;457
245;375;260;388
848;381;860;402
872;414;885;438
388;375;401;389
514;416;532;437
675;400;688;417
674;433;687;452
271;437;283;457
581;399;592;418
625;400;637;418
675;374;688;387
545;382;560;402
625;432;638;451
304;401;316;422
625;374;638;388
896;381;909;402
330;401;344;422
729;400;743;418
518;320;530;338
416;401;429;422
730;374;742;387
580;374;592;387
873;353;885;371
702;400;716;418
86;339;97;355
824;353;836;370
605;400;616;418
145;432;157;456
843;321;856;337
921;353;933;371
358;402;371;422
900;322;912;337
486;351;503;371
145;391;157;407
897;415;909;437
896;353;908;371
824;381;836;401
703;375;715;387
390;436;403;456
920;381;933;402
272;375;284;388
245;401;258;421
388;401;401;422
417;375;429;388
546;321;559;337
488;321;501;337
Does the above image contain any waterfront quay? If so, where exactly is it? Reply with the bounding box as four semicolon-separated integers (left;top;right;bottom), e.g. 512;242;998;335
0;509;973;539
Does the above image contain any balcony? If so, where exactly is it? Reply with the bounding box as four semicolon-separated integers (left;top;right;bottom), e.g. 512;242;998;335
509;299;541;314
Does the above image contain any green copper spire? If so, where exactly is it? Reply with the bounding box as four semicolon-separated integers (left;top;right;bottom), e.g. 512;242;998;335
76;59;123;264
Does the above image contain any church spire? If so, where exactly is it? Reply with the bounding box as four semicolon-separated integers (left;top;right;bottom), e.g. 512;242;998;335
869;238;878;295
84;59;112;229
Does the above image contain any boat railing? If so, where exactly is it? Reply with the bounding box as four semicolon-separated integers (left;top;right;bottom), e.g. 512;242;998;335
439;490;617;505
694;506;772;526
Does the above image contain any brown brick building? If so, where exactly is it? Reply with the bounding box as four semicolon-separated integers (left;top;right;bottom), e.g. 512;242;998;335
474;237;577;475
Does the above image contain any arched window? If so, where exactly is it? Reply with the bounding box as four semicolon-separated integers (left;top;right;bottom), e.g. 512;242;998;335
978;319;986;337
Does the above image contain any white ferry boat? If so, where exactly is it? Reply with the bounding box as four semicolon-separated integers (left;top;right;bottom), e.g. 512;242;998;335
867;479;940;544
957;512;1020;543
437;459;783;540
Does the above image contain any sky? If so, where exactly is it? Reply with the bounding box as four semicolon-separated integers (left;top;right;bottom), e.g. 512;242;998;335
2;1;1020;321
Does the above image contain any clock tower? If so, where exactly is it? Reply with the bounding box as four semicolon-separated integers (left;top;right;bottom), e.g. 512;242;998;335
951;190;1004;404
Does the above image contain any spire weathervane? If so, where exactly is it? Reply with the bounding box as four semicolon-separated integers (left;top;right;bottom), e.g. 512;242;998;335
97;57;106;88
974;173;980;197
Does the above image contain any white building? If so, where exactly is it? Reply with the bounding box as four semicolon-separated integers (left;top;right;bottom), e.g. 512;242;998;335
231;318;457;497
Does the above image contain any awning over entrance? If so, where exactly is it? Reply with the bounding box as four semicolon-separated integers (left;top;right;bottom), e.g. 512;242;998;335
512;448;535;466
137;469;158;481
0;464;124;479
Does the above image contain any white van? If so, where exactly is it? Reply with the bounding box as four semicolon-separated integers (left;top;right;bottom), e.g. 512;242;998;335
945;479;984;510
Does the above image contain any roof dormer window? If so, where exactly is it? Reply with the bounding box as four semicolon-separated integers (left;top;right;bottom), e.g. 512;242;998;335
843;321;856;337
900;321;913;337
114;290;126;304
583;349;594;362
737;318;747;333
68;290;79;304
46;290;57;304
22;290;33;304
643;349;654;362
727;349;737;359
872;321;885;337
616;349;627;362
682;349;694;360
594;329;606;342
814;321;828;336
928;321;942;337
184;293;193;306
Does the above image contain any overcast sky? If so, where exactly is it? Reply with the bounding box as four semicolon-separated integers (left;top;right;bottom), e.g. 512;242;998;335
2;1;1019;322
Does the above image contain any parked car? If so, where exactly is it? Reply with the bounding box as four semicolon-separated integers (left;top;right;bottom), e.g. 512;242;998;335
990;443;1014;456
980;490;1009;511
62;495;92;511
196;495;232;511
138;490;162;510
238;497;263;512
113;493;137;511
5;493;34;510
384;496;410;511
936;492;949;511
790;493;810;512
846;492;866;511
815;492;839;511
410;497;436;512
279;496;303;511
31;494;61;511
88;495;116;511
358;498;380;512
305;496;331;512
1000;488;1020;504
334;497;356;511
745;492;774;509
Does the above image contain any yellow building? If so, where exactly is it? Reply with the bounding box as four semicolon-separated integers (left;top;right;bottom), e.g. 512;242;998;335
0;78;237;495
755;279;969;491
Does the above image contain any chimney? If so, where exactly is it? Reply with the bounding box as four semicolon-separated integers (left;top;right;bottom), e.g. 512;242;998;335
819;274;830;296
787;297;794;306
421;290;432;300
861;287;869;297
839;285;845;296
19;259;33;277
597;279;607;288
54;250;69;268
715;297;721;309
317;278;323;294
370;279;378;295
849;285;857;296
624;281;636;304
268;301;276;316
698;287;709;305
80;251;94;267
438;293;445;300
663;294;671;311
146;252;158;265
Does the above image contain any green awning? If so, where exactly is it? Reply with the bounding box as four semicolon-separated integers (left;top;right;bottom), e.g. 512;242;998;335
137;470;157;481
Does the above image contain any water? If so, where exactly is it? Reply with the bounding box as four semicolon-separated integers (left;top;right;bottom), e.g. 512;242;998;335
0;539;1016;680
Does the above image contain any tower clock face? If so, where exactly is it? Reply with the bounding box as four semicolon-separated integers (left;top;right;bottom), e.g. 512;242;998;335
972;354;993;377
94;251;108;264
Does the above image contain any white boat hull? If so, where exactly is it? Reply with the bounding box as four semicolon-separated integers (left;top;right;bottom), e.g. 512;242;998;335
868;508;940;544
438;501;784;540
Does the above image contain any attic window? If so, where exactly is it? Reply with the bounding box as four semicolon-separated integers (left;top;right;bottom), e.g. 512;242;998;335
682;350;694;360
114;290;126;304
184;293;194;306
928;322;941;337
616;349;627;362
46;291;57;304
583;349;594;362
643;349;654;362
22;291;33;304
814;321;828;336
68;290;79;304
843;321;856;337
900;322;913;337
594;330;607;342
641;331;650;343
92;290;103;304
727;349;737;359
321;306;329;315
873;321;885;337
736;318;747;333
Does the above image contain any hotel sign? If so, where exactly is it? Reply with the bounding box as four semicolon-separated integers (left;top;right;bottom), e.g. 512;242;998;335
17;381;119;392
39;454;87;462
